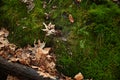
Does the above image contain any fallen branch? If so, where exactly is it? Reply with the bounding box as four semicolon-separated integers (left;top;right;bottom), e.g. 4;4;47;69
0;56;53;80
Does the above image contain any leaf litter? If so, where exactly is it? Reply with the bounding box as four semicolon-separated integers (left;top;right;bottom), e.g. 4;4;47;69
0;28;88;80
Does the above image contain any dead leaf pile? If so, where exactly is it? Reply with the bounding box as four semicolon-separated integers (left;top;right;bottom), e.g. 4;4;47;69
0;28;57;79
0;28;89;80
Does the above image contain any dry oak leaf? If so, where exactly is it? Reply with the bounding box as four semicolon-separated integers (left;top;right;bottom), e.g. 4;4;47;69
42;22;56;36
74;72;84;80
35;48;49;60
34;40;51;60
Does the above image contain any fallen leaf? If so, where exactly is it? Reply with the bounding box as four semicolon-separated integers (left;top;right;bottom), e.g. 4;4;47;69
0;28;72;80
42;48;51;54
35;48;43;60
42;22;56;36
9;57;19;62
0;28;9;37
74;72;84;80
69;14;74;23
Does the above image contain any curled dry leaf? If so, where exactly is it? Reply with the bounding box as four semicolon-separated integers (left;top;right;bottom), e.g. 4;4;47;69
42;22;56;36
31;65;40;69
34;39;45;48
42;48;51;54
74;72;84;80
69;14;74;23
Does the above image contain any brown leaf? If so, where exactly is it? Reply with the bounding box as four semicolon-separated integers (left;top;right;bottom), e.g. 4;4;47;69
0;28;59;79
74;72;84;80
35;48;43;60
42;48;51;54
0;28;9;37
46;62;55;69
31;65;39;69
0;37;9;49
15;49;23;58
69;14;74;23
34;40;46;48
8;44;16;51
44;48;51;52
19;58;30;65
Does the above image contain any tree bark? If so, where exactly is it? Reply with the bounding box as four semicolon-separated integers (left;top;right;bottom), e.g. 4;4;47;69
0;56;53;80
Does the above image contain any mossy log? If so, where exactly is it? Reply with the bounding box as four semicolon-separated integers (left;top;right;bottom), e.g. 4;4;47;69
0;56;53;80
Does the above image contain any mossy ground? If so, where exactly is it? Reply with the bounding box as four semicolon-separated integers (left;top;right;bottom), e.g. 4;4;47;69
0;0;120;80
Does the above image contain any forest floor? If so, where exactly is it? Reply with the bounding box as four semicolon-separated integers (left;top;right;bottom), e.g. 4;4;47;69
0;0;120;80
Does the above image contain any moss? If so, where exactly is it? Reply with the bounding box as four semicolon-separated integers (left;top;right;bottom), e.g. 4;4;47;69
0;0;44;46
0;0;120;80
54;1;120;79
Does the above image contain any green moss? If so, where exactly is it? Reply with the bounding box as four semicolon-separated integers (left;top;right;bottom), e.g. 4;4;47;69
0;0;120;80
0;0;45;46
54;1;120;79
